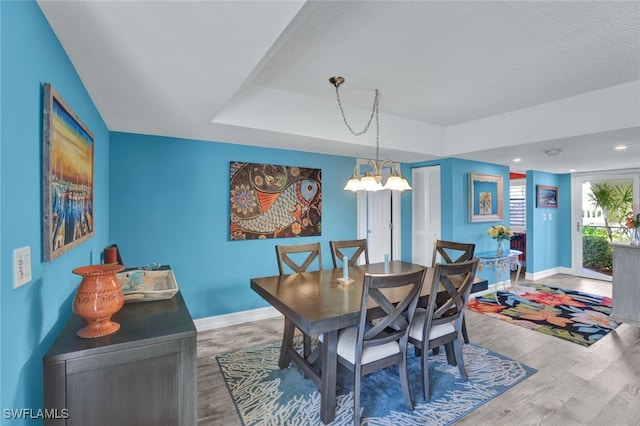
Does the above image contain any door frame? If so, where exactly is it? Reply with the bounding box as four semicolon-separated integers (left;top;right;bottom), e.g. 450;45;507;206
356;164;402;262
357;190;401;260
571;169;640;279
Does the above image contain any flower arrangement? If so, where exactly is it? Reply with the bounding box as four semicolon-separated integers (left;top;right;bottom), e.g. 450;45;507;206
625;211;640;229
487;224;513;241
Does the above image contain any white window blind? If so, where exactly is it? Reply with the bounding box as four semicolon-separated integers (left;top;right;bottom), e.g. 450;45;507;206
510;183;526;228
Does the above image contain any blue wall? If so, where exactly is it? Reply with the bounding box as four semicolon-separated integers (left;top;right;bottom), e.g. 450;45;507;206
407;159;572;282
409;158;512;283
1;1;111;419
409;158;510;248
108;133;360;319
527;171;572;272
0;1;575;421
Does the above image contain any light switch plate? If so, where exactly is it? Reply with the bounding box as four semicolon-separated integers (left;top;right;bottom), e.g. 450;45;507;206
13;246;32;288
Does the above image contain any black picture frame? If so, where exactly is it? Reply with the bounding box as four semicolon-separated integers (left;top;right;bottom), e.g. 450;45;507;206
536;185;558;208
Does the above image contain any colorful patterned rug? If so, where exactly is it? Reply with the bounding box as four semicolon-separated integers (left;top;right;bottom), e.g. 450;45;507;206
468;283;617;346
217;338;536;425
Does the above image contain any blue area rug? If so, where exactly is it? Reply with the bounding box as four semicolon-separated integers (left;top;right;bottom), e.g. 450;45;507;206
217;338;536;425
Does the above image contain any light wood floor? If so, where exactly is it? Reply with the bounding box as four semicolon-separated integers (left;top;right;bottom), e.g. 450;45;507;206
196;274;640;425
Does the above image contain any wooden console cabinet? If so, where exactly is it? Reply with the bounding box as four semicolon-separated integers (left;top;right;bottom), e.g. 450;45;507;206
43;290;196;426
611;243;640;327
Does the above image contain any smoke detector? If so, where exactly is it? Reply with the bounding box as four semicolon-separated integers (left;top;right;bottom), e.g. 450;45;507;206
544;148;562;157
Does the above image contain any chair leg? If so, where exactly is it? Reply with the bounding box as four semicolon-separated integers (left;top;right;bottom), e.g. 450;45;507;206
421;343;430;402
444;342;456;366
452;339;468;381
354;368;361;426
399;351;413;410
461;317;470;344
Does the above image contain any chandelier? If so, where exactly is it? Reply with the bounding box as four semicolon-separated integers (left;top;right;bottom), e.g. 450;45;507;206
329;76;411;192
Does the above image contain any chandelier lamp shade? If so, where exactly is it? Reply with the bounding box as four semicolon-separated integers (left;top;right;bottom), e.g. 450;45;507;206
329;76;411;192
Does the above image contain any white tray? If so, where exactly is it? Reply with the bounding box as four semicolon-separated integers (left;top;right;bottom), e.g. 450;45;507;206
116;269;179;303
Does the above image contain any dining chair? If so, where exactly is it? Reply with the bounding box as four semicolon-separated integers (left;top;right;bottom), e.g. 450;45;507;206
408;258;479;402
275;243;323;358
275;242;323;275
329;239;369;268
431;239;475;344
431;239;475;266
510;232;526;269
334;268;427;425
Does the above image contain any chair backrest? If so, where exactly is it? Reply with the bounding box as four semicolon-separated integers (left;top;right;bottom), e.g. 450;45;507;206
275;243;323;275
421;258;479;340
431;240;475;267
356;268;427;358
329;239;369;268
510;232;526;252
510;232;526;265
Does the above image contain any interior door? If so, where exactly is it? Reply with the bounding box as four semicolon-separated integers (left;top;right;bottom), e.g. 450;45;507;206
412;166;441;267
357;187;401;263
572;171;639;280
364;190;392;263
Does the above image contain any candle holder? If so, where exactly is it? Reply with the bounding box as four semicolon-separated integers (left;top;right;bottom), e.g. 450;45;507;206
338;255;354;285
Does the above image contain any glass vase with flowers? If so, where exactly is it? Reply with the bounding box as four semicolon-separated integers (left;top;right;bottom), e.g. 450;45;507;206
625;211;640;246
487;224;513;256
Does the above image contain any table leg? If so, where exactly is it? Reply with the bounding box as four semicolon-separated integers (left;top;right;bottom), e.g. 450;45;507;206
279;318;295;369
493;265;499;301
320;330;338;424
513;261;522;294
493;264;504;302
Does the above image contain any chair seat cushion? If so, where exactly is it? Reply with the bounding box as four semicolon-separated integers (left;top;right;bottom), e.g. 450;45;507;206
409;308;456;341
335;326;401;365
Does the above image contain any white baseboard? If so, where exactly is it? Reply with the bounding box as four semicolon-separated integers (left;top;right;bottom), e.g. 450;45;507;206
526;266;572;281
194;306;282;333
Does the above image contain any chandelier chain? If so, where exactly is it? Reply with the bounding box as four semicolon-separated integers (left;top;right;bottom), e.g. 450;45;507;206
334;86;380;139
330;76;411;192
375;92;380;161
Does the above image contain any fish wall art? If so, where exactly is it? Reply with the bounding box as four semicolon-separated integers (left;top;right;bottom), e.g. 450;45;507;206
229;162;322;240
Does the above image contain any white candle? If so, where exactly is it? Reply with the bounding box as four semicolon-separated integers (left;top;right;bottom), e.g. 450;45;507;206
343;256;349;280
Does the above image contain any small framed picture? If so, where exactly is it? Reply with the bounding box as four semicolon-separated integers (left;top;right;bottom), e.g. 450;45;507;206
536;185;558;208
468;172;504;222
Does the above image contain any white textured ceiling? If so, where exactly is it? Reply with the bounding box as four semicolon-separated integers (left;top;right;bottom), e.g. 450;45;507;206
38;0;640;174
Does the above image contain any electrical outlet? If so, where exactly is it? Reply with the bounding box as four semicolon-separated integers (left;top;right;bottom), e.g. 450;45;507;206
13;246;32;289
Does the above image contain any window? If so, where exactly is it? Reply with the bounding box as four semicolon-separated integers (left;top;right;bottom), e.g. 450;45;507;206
510;180;526;229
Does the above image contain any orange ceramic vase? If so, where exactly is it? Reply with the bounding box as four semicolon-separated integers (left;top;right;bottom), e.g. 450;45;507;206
72;264;125;338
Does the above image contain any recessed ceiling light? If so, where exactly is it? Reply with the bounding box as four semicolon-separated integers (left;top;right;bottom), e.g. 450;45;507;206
544;148;562;157
614;145;627;150
569;169;576;172
513;158;522;162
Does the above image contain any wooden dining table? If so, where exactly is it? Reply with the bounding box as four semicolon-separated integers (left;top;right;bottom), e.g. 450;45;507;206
250;260;429;423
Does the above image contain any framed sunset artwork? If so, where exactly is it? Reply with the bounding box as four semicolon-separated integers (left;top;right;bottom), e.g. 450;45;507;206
42;83;95;261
